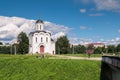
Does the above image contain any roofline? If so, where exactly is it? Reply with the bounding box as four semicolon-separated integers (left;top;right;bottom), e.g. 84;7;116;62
29;31;51;36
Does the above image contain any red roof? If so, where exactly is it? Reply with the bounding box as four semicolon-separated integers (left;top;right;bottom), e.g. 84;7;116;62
92;43;104;45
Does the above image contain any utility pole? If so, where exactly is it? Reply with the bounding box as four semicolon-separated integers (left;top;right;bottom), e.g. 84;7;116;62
58;46;60;54
10;44;12;55
14;45;16;55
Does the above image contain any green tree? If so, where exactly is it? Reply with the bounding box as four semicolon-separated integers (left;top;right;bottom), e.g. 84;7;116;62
102;46;106;53
107;45;116;54
74;45;86;53
0;46;11;54
17;32;29;54
56;36;70;54
116;44;120;53
0;42;3;45
94;47;103;54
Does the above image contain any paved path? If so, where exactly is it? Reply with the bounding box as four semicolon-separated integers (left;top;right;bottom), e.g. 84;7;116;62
50;55;102;61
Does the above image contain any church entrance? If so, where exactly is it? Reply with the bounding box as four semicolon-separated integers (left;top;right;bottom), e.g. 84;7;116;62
40;45;44;54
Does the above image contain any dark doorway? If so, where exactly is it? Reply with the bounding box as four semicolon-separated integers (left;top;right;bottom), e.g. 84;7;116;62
40;45;44;54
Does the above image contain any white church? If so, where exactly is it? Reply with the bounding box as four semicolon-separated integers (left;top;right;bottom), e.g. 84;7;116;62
29;19;55;55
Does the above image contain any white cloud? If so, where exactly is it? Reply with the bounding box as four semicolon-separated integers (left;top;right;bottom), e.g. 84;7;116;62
0;16;35;27
0;16;71;43
44;21;71;34
78;0;120;13
118;29;120;33
99;37;120;45
69;37;93;45
80;9;86;13
52;32;65;41
80;26;92;30
80;26;87;30
0;16;35;41
89;13;104;16
94;0;120;12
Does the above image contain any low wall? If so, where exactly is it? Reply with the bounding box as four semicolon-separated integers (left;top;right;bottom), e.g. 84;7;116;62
100;56;120;80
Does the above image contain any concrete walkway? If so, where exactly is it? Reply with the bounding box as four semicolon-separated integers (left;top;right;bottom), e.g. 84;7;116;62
50;55;102;61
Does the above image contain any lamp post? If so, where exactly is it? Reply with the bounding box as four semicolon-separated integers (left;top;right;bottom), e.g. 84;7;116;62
10;44;12;55
72;45;74;54
70;44;74;54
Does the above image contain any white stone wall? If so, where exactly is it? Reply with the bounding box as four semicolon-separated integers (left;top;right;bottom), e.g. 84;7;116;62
29;31;55;55
29;19;55;55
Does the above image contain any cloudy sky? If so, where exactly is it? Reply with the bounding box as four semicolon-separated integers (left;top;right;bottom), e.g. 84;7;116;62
0;0;120;45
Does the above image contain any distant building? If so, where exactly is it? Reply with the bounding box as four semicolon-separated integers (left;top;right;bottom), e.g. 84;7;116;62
92;43;105;48
29;19;55;54
84;43;105;48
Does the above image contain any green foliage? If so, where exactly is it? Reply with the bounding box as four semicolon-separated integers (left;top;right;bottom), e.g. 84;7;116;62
0;42;3;45
107;45;116;53
0;55;101;80
94;47;103;54
56;36;70;54
64;54;102;57
0;46;11;54
17;32;29;54
116;44;120;53
94;46;107;54
73;45;86;54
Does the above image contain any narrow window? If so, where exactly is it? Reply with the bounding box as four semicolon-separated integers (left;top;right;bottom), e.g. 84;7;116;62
46;37;48;42
37;25;39;30
36;37;37;43
41;37;43;42
40;25;41;30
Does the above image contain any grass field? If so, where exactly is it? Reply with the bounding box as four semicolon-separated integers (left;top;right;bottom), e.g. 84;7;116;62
64;53;102;57
0;54;101;80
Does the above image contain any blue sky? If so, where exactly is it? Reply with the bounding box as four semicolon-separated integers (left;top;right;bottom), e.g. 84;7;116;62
0;0;120;45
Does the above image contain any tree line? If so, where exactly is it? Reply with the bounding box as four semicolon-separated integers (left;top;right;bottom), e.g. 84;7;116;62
0;32;29;54
55;36;120;54
0;32;120;54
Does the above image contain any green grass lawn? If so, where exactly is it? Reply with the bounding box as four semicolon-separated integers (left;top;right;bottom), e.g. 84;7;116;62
0;54;101;80
64;53;102;57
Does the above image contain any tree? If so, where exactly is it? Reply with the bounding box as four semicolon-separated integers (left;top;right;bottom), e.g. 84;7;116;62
116;44;120;53
107;45;116;54
74;45;86;54
17;32;29;54
56;36;70;54
102;46;106;53
0;46;10;54
86;44;94;58
94;47;103;54
0;42;3;45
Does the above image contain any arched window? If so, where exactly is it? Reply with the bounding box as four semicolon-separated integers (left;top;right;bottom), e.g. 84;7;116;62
40;25;41;30
46;37;48;42
37;25;39;30
36;37;37;43
41;37;43;42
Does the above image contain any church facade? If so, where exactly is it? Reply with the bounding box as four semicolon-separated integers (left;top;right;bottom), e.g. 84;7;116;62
29;19;55;55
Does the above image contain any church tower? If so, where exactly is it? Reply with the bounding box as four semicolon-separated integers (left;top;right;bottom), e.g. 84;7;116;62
35;19;44;31
29;19;55;55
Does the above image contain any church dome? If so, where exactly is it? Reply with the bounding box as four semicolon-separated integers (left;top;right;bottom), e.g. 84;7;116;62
36;19;43;23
